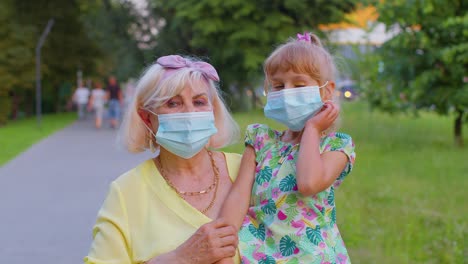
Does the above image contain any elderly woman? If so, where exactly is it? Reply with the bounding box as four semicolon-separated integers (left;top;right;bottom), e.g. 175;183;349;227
84;55;242;264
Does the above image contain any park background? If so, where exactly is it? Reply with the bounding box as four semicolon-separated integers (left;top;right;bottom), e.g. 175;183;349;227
0;1;466;263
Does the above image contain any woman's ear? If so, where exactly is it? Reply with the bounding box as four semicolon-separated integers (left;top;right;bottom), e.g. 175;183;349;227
137;109;154;129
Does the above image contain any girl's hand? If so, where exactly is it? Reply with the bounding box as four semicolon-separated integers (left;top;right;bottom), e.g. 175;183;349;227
305;101;339;133
147;218;238;264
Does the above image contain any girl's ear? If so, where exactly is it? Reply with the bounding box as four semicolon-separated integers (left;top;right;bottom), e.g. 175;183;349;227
323;81;336;100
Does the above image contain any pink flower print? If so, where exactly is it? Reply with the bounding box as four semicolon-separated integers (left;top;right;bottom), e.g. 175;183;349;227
319;242;326;249
294;247;300;254
262;182;269;188
253;244;266;261
242;215;250;225
254;139;264;150
266;228;273;237
287;154;294;160
337;253;348;264
241;256;251;264
260;199;269;205
273;252;282;259
322;231;328;239
297;200;304;207
316;204;323;212
301;207;317;220
271;187;280;199
291;220;305;236
247;208;257;219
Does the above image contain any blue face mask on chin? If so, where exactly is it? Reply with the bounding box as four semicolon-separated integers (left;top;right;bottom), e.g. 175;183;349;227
145;111;218;159
264;83;327;131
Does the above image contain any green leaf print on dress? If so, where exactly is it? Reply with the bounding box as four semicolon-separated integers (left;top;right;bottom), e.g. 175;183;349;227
306;226;323;245
256;166;272;185
279;174;297;192
258;255;275;264
279;235;297;257
328;137;343;150
261;199;277;215
248;223;266;241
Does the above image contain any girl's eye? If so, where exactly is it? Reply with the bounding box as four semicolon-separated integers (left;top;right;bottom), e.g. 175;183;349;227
272;85;284;91
295;84;306;87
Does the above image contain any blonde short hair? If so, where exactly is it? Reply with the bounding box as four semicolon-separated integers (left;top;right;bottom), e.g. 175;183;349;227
119;57;240;153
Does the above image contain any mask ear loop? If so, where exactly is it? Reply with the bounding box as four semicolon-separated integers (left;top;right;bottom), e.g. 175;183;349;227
139;108;159;153
318;81;333;103
318;81;329;89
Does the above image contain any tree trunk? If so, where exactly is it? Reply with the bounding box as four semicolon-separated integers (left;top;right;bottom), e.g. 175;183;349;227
454;109;464;147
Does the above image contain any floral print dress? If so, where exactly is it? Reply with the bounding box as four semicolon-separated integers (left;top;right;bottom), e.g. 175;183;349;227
239;124;356;264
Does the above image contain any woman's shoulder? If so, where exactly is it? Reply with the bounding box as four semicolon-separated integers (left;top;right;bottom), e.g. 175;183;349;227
112;159;155;192
221;152;242;181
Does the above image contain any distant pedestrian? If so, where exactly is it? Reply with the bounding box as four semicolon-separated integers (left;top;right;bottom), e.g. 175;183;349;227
72;81;90;120
106;76;123;128
88;80;107;129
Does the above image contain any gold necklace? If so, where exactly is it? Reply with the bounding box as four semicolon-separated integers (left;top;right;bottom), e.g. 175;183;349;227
157;150;219;214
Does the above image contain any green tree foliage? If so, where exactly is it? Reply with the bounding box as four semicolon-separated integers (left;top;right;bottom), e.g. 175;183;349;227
150;0;358;110
0;0;147;123
364;0;467;146
0;0;36;124
14;0;103;113
80;0;145;80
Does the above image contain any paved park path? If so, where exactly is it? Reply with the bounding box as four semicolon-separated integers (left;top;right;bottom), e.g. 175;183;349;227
0;119;152;264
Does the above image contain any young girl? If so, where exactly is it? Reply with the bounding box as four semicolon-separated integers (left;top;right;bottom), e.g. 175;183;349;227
217;33;356;264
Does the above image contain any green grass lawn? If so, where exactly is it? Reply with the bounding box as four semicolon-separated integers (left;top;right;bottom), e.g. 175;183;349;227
224;101;467;264
0;113;76;166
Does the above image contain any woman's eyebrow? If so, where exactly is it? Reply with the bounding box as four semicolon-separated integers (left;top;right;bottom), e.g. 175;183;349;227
192;93;208;98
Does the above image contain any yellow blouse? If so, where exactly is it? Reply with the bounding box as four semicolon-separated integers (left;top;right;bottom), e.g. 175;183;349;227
84;152;242;264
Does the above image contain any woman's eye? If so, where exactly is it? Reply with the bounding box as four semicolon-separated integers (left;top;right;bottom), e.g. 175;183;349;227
194;99;208;106
166;99;181;108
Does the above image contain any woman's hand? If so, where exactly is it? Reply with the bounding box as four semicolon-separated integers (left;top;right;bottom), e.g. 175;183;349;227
304;101;339;133
147;218;238;264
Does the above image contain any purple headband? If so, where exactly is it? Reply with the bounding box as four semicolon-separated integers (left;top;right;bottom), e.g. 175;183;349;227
297;32;312;43
156;55;220;82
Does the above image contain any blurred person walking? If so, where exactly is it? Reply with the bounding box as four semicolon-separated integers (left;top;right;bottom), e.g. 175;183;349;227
106;76;123;129
88;80;107;129
73;81;90;120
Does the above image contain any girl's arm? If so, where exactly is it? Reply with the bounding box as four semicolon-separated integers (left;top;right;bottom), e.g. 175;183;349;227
214;146;256;264
218;145;256;230
296;102;349;196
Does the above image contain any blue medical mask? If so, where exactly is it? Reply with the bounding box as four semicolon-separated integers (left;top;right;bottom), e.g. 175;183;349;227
145;111;218;159
264;83;327;131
